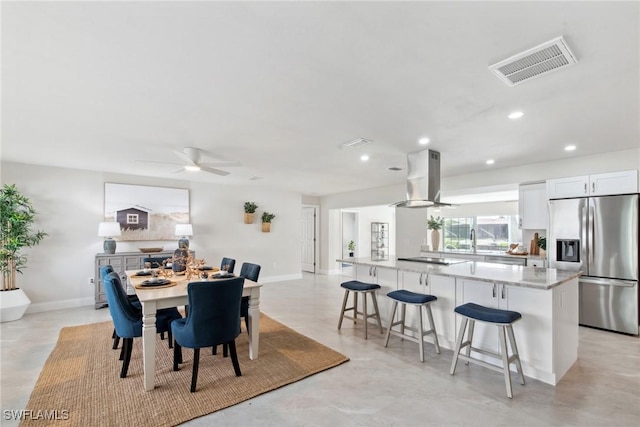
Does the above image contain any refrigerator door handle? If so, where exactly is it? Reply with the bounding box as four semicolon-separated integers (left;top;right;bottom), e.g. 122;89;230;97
589;205;595;265
580;277;636;287
581;205;589;263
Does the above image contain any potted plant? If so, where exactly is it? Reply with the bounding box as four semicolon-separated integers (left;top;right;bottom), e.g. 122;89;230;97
348;240;356;257
261;212;276;232
537;236;547;257
427;215;444;251
0;184;47;322
244;202;258;224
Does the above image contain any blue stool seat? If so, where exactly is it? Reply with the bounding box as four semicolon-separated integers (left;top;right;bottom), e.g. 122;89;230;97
384;288;440;362
341;280;380;292
388;289;437;305
450;302;525;398
337;280;383;339
455;303;521;324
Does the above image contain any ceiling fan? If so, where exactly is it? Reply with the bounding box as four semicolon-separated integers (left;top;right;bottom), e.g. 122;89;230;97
138;147;241;176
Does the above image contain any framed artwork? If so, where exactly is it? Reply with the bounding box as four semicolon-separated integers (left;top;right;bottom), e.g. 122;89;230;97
104;183;190;241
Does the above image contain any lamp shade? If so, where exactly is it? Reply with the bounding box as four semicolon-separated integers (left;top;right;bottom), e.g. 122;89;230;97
98;222;121;237
175;224;193;236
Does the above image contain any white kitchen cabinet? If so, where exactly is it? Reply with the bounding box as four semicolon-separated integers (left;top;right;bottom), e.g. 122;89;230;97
458;280;501;354
546;175;589;199
589;170;638;196
398;270;430;336
518;182;548;229
527;258;546;268
547;170;638;199
428;275;457;348
354;264;398;325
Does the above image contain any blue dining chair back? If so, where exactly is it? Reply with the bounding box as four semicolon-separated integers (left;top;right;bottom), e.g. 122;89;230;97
103;271;181;378
172;277;245;392
221;257;236;274
239;262;261;330
101;265;141;350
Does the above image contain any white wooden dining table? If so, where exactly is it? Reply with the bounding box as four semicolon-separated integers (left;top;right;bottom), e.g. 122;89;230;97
126;270;262;391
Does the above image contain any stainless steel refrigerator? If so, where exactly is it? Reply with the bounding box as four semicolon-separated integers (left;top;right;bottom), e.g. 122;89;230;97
549;194;639;335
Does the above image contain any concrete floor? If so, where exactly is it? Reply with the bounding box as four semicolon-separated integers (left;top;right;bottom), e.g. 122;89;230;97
1;272;639;426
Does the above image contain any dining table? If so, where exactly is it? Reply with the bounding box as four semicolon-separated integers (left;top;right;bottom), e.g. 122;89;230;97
125;269;263;391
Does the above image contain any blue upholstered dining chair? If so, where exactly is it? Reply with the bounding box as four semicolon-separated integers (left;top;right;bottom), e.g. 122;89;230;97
103;271;182;378
221;257;236;274
172;277;245;392
100;265;141;350
213;262;261;357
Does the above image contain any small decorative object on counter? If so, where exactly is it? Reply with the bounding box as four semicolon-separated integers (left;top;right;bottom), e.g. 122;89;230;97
537;236;547;257
427;215;444;251
261;211;276;232
244;202;258;224
348;240;356;257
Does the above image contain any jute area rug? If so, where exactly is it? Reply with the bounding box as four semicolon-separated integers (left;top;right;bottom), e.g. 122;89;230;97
20;313;349;426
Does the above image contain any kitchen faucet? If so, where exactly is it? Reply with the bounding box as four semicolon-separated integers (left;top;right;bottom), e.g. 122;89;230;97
470;229;476;251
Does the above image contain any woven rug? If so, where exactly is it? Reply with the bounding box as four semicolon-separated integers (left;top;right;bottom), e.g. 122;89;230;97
20;314;349;426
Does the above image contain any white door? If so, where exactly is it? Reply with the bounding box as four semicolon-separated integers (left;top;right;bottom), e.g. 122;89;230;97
301;206;316;273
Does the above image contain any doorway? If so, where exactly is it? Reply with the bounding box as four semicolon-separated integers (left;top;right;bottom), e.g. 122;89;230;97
301;205;318;273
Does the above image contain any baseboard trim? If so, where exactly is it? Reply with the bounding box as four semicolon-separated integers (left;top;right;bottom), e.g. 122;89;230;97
27;297;94;314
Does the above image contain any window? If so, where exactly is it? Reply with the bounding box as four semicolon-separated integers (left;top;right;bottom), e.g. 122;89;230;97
443;215;521;252
127;214;139;225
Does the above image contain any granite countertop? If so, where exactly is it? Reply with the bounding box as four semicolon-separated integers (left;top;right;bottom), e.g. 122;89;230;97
422;249;547;260
338;257;581;290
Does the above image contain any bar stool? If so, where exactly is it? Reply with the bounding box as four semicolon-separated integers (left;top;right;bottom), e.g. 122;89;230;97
449;302;525;398
337;280;383;339
384;289;440;362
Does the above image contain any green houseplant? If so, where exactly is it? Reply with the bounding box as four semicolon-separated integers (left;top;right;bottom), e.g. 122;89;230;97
348;240;356;257
427;215;444;251
0;184;47;322
261;211;276;232
244;202;258;224
537;236;547;257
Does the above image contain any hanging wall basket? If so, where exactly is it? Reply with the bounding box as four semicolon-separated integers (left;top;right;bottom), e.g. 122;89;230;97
244;213;255;224
261;223;271;233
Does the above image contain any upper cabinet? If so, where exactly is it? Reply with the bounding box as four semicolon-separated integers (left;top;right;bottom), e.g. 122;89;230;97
547;170;638;199
519;182;548;229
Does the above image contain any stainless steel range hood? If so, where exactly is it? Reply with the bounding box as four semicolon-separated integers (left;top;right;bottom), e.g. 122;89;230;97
390;149;452;208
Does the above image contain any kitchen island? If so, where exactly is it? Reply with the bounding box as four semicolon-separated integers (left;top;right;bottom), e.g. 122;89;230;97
338;257;581;386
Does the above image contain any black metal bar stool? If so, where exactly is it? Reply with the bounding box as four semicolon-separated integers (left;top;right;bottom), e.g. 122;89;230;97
450;302;525;398
337;280;383;339
384;289;440;362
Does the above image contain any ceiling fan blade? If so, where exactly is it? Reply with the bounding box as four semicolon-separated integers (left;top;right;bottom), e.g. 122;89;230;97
173;149;198;166
201;161;242;168
170;167;186;174
136;159;183;166
199;165;230;176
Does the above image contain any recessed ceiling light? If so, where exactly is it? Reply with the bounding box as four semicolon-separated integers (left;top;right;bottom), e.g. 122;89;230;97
185;165;200;172
360;154;370;162
508;111;524;119
565;145;577;151
419;137;430;145
486;159;495;165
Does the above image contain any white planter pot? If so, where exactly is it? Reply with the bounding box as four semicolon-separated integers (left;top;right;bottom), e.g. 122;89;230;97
0;288;31;322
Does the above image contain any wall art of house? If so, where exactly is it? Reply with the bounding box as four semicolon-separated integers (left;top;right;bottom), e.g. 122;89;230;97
116;206;151;231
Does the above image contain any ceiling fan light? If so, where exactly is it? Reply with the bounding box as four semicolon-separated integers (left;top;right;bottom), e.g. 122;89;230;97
185;165;200;172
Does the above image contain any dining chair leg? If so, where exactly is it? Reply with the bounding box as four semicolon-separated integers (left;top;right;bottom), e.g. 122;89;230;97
190;348;200;393
112;331;120;350
223;343;229;358
160;332;166;341
228;340;242;377
119;343;125;361
173;342;182;371
167;328;174;349
120;338;133;378
212;345;218;355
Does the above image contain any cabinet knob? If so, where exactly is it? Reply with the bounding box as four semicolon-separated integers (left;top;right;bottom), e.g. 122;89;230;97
492;284;497;298
501;285;506;299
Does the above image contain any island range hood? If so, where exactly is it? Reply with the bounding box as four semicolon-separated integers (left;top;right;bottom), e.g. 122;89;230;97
390;149;453;208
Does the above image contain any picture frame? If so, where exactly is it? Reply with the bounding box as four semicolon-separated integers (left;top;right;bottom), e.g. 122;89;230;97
104;183;190;241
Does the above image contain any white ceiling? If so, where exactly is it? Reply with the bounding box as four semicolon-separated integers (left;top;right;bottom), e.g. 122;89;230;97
2;1;639;196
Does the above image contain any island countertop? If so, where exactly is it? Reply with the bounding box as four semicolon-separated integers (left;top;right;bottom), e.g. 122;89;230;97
337;257;581;290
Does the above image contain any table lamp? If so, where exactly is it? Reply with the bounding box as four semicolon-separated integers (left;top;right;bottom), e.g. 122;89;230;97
98;222;121;254
175;224;193;249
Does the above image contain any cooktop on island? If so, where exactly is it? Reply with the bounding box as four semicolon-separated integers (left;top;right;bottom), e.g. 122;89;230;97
397;256;469;266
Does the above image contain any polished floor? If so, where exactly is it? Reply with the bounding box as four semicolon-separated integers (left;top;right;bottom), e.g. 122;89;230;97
2;272;639;426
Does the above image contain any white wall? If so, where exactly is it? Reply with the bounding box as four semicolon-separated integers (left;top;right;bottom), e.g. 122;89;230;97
1;161;302;313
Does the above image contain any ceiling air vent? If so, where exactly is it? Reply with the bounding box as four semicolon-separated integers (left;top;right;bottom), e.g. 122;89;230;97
341;138;372;149
489;36;578;87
